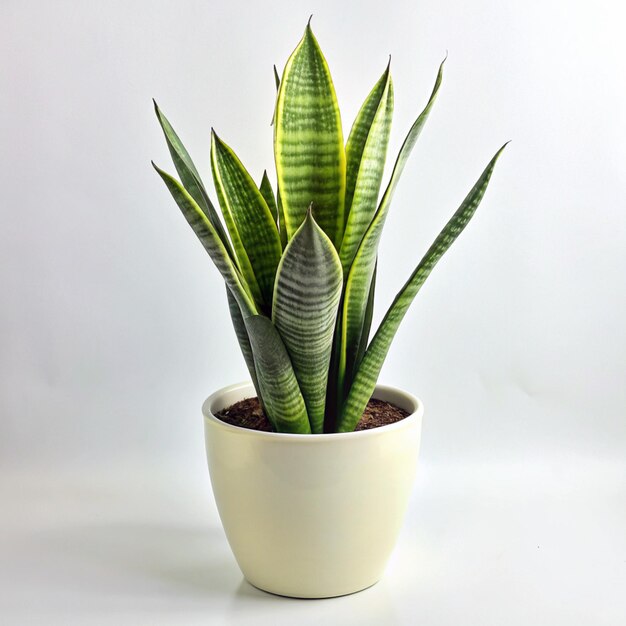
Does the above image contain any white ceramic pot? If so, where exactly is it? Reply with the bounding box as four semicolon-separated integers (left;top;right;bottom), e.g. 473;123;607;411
203;381;423;598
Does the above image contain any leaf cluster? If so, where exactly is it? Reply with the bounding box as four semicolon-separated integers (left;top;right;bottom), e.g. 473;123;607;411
153;22;506;433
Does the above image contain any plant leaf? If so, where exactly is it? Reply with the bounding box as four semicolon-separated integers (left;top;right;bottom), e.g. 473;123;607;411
276;188;288;249
324;262;376;432
274;21;346;247
153;101;234;262
273;64;280;90
271;64;281;126
244;315;311;433
226;286;260;397
152;163;257;316
336;143;508;432
340;64;394;272
272;210;343;433
211;131;283;309
259;170;278;223
336;60;445;401
354;261;377;370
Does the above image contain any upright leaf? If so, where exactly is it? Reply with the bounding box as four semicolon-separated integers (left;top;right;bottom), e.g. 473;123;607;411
153;101;234;261
152;163;257;316
211;131;283;309
274;21;346;247
273;64;280;90
336;60;445;400
273;211;343;433
324;263;376;432
340;64;394;272
354;262;377;369
259;170;279;223
271;64;280;126
244;315;311;433
270;66;289;248
276;188;288;249
337;144;508;432
226;286;260;397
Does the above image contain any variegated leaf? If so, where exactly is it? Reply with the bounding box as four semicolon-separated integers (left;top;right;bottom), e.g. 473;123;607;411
244;315;311;433
152;163;257;316
153;101;234;262
274;21;346;247
272;210;343;433
337;143;508;431
259;170;279;224
211;131;283;309
336;60;445;400
340;64;394;272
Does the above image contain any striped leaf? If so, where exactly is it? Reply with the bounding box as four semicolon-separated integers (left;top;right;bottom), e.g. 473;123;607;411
153;101;234;262
336;60;445;399
340;64;394;272
244;315;311;433
337;143;508;432
259;170;279;224
274;21;346;247
272;210;343;433
211;131;283;309
152;163;257;316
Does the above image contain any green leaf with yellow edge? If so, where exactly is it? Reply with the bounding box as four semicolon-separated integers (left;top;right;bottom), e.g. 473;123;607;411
337;143;508;432
336;60;445;403
274;21;346;247
153;101;234;262
259;170;278;224
152;163;257;316
211;131;283;309
340;63;394;272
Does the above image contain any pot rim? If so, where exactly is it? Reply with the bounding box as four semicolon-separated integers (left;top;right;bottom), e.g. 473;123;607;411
202;381;423;442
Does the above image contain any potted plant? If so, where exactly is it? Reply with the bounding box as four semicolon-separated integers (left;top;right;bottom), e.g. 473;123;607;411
152;19;506;598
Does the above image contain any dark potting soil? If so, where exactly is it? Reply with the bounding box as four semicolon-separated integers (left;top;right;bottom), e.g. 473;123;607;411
215;396;409;433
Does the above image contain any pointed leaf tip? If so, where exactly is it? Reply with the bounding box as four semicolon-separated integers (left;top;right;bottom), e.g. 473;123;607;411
488;139;512;167
272;197;342;432
491;141;510;164
275;16;346;247
210;128;223;147
337;141;507;431
211;131;283;307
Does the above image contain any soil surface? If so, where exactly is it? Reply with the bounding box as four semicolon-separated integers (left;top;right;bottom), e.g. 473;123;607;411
215;396;409;433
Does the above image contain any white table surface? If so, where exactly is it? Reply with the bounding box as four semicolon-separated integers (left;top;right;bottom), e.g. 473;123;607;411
1;455;624;626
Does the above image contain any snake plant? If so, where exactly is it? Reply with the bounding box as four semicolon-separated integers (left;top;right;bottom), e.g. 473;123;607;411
153;20;506;434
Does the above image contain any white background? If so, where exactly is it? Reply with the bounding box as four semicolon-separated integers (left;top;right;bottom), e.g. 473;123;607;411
1;0;624;624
